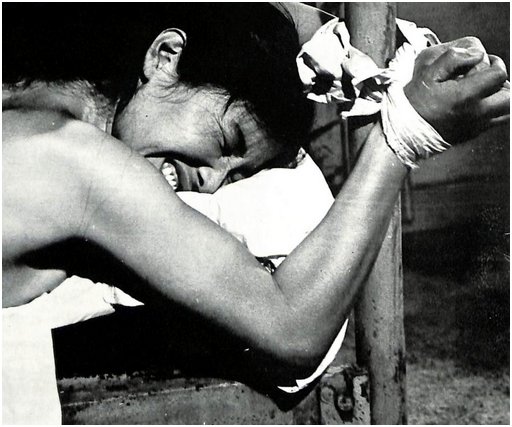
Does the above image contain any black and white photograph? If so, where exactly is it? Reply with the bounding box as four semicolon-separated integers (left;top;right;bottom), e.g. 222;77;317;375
2;2;509;424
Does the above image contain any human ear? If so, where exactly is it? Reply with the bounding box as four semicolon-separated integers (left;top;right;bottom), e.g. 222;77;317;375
142;28;187;83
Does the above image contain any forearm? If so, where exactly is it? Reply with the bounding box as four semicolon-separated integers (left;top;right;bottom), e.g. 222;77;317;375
274;122;407;357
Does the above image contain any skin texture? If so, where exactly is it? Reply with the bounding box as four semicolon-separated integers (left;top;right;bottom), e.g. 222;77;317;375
2;5;509;380
114;86;289;193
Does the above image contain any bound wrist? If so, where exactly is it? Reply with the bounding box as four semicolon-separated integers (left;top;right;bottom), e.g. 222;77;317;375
381;83;451;169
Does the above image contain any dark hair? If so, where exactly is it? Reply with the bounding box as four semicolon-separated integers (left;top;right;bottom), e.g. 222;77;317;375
3;3;313;148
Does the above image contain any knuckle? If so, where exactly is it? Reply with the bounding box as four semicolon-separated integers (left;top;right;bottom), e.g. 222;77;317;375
415;49;434;69
496;66;508;81
461;36;484;49
489;54;505;67
487;54;501;65
490;66;508;84
444;47;460;61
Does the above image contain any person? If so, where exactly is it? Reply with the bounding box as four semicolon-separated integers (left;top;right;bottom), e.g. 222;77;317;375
3;0;509;412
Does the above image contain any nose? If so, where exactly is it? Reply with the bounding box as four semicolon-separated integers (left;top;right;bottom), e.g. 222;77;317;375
196;165;229;193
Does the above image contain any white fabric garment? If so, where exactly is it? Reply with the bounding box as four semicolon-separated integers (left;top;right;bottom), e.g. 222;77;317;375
2;277;123;425
3;296;62;425
2;153;339;423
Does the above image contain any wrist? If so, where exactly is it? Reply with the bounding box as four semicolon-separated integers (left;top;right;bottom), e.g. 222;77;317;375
403;81;436;130
381;83;451;169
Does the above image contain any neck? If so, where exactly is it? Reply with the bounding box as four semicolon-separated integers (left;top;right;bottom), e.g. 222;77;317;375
2;80;118;133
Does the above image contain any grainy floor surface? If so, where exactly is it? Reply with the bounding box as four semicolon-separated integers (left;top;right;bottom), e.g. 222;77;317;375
403;222;509;425
405;270;510;424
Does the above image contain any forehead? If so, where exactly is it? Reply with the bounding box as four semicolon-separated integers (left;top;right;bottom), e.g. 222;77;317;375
171;89;284;165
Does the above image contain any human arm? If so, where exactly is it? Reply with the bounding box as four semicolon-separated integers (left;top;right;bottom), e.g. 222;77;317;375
54;118;403;378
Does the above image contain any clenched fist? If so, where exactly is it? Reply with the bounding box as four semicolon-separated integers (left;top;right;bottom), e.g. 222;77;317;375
404;37;509;144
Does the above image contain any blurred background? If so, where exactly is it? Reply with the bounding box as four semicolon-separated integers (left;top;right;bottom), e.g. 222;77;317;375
306;3;510;424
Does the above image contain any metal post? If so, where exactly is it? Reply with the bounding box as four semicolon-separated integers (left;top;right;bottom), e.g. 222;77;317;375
344;3;407;424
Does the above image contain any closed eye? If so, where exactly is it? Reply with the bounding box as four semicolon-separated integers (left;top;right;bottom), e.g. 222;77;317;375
222;123;247;158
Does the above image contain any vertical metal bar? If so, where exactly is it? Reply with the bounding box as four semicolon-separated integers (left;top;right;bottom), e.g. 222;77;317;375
344;3;407;424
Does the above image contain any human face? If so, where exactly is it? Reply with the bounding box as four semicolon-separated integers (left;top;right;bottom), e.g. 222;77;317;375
112;85;290;193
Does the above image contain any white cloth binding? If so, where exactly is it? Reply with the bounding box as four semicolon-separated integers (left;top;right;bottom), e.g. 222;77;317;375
297;17;453;168
381;83;451;169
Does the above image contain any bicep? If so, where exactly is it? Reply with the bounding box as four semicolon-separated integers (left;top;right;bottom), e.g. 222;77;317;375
75;125;281;331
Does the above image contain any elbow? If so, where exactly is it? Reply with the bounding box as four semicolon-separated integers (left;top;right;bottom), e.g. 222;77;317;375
278;343;327;381
260;323;334;381
241;301;346;383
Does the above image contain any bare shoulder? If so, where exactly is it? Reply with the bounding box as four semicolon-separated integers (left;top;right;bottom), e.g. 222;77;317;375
3;110;179;261
2;112;114;260
3;110;127;179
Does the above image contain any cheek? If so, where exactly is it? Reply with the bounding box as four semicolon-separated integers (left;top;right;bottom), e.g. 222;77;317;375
115;96;225;160
114;108;181;154
112;102;152;149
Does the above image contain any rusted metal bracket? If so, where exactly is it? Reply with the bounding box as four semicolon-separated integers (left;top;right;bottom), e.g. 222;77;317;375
60;365;372;424
319;365;370;425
